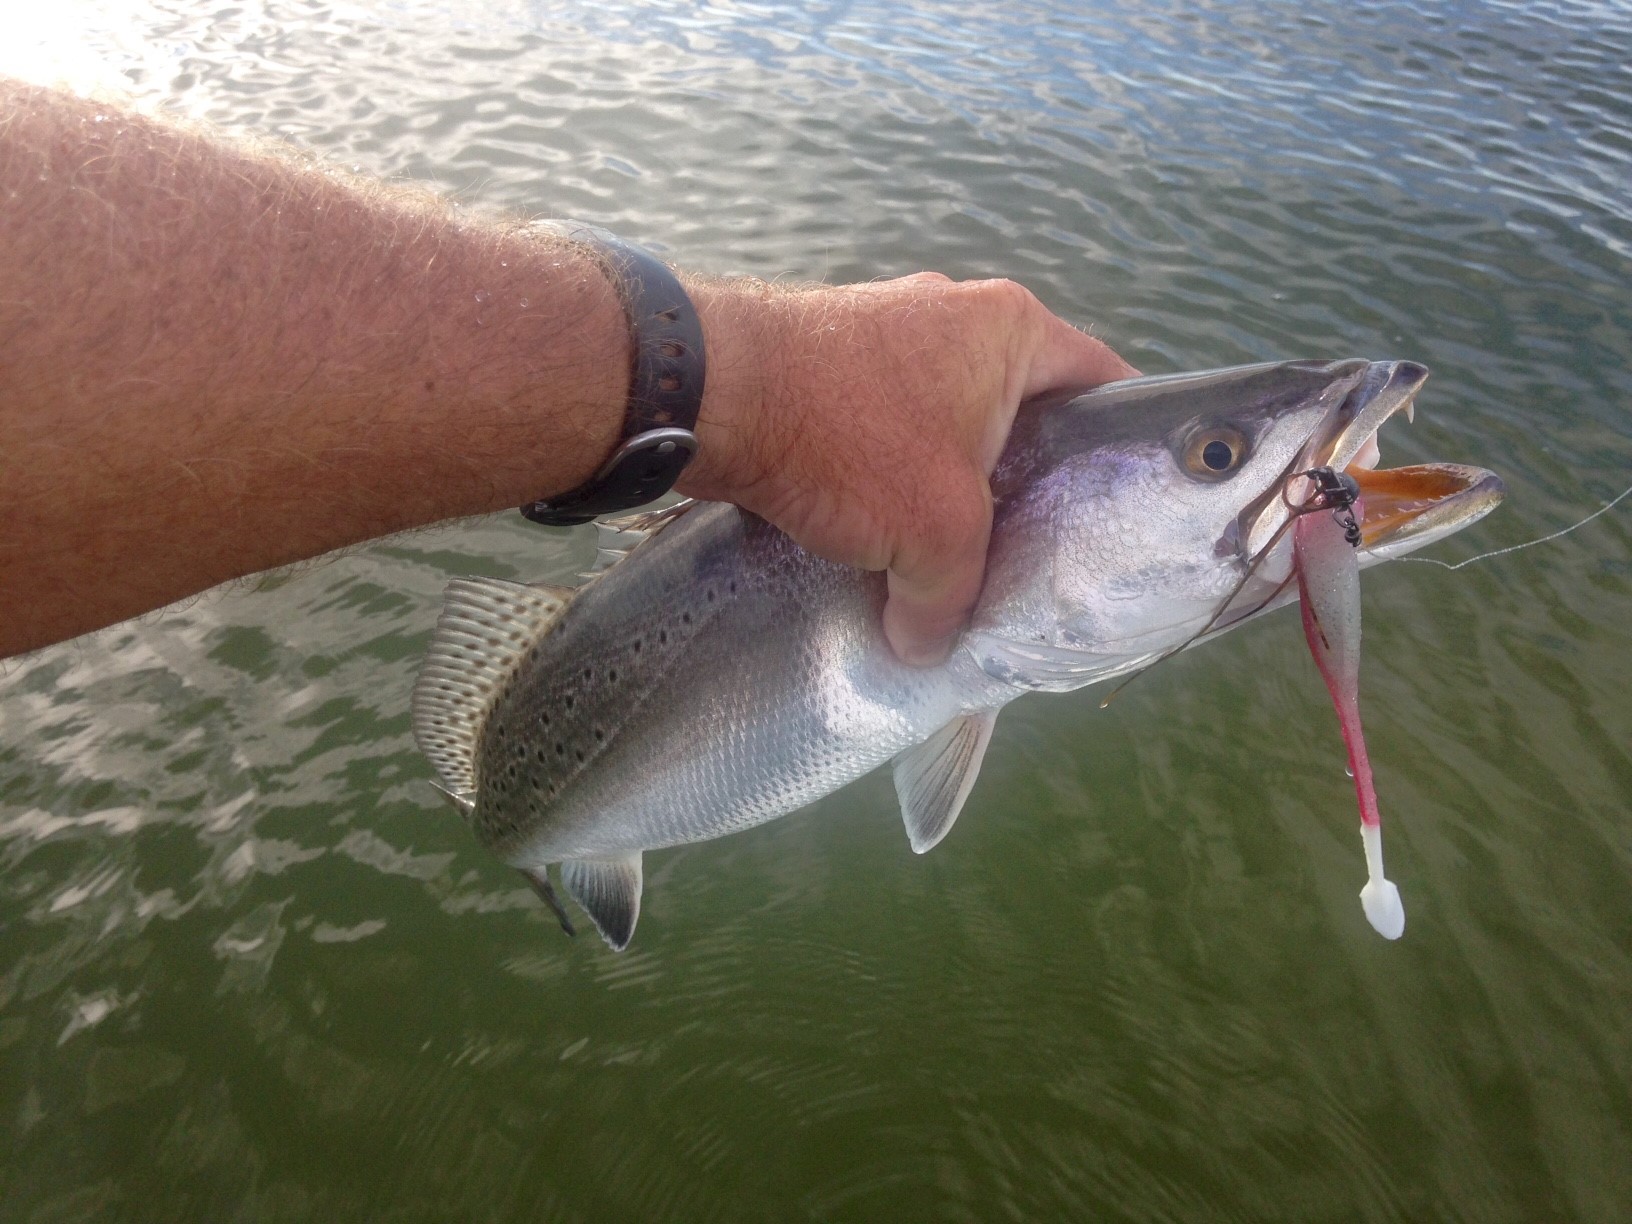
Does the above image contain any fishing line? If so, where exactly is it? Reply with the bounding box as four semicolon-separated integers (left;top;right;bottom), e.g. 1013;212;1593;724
1099;474;1332;708
1396;478;1632;571
1100;475;1631;708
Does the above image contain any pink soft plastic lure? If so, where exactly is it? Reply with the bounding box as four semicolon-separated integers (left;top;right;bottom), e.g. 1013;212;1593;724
1293;495;1407;939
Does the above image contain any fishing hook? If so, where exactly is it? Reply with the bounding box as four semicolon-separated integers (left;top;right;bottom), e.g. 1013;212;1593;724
1100;464;1363;708
1289;466;1362;549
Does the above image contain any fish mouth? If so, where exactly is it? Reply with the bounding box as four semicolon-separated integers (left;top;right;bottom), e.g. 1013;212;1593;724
1350;460;1504;556
1269;360;1504;559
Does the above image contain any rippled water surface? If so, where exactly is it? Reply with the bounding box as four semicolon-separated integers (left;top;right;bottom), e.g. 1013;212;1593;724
5;1;1632;1219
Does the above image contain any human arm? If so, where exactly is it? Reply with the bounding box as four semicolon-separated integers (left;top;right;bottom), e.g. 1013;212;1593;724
0;79;1133;660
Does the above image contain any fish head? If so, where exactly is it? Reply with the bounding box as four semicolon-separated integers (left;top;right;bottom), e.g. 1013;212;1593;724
967;359;1504;690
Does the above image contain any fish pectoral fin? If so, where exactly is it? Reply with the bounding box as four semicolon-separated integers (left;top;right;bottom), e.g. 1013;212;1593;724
892;712;997;854
518;867;576;938
560;854;644;951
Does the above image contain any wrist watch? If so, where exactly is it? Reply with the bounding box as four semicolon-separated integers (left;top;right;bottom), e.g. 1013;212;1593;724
519;221;707;527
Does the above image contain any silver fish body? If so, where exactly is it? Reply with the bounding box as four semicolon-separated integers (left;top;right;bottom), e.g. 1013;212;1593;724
471;504;1008;862
413;359;1503;948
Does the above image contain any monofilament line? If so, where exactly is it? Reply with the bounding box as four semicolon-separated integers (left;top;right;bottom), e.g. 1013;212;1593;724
1398;479;1632;571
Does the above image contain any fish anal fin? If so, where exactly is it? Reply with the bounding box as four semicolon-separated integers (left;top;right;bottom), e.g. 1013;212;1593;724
561;853;644;951
519;867;577;938
893;712;997;854
411;577;573;795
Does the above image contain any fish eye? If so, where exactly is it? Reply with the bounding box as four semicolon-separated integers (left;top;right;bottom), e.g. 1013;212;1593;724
1179;423;1250;481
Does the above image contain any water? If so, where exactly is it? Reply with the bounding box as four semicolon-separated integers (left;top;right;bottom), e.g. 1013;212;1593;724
4;1;1631;1219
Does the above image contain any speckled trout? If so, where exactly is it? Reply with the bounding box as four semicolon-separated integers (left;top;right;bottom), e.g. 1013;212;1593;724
413;360;1502;949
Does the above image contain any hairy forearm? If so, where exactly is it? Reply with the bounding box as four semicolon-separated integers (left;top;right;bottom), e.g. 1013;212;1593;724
1;80;1134;667
0;80;636;654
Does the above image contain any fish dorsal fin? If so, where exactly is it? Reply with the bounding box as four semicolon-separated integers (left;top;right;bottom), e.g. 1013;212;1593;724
412;577;574;795
892;712;998;854
431;781;477;818
598;498;697;536
561;854;644;951
586;499;698;578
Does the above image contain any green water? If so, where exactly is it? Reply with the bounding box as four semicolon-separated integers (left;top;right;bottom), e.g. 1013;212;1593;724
4;1;1631;1219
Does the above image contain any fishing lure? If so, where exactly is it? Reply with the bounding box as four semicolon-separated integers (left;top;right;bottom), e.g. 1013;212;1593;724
1291;467;1405;939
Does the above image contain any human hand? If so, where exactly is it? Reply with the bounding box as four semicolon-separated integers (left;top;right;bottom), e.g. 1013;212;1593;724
679;273;1138;665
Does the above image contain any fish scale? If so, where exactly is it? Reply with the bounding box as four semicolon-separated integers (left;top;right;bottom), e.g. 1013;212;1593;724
502;509;957;859
413;360;1503;950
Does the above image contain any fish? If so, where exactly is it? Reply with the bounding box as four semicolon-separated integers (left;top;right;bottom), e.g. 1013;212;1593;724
412;359;1503;950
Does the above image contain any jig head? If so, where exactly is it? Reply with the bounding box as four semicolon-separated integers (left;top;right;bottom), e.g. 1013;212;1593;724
1292;466;1362;548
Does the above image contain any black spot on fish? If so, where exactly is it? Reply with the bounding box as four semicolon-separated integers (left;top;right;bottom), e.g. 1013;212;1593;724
682;612;692;624
575;749;585;763
659;630;668;644
594;728;604;742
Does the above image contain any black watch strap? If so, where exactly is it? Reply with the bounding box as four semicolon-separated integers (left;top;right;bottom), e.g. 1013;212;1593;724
520;222;706;527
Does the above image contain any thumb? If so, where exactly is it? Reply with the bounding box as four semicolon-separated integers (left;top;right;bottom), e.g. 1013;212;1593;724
881;470;994;666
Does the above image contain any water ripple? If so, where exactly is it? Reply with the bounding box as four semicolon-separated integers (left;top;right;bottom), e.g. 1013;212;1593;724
5;0;1632;1218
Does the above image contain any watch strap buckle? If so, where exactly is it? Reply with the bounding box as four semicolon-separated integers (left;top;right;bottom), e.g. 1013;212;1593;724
520;427;698;526
518;222;706;528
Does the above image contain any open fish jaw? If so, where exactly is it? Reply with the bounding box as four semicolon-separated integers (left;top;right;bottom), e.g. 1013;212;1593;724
1353;462;1505;557
1279;361;1504;561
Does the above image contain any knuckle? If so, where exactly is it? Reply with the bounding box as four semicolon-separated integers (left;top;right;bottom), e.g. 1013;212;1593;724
970;277;1039;317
